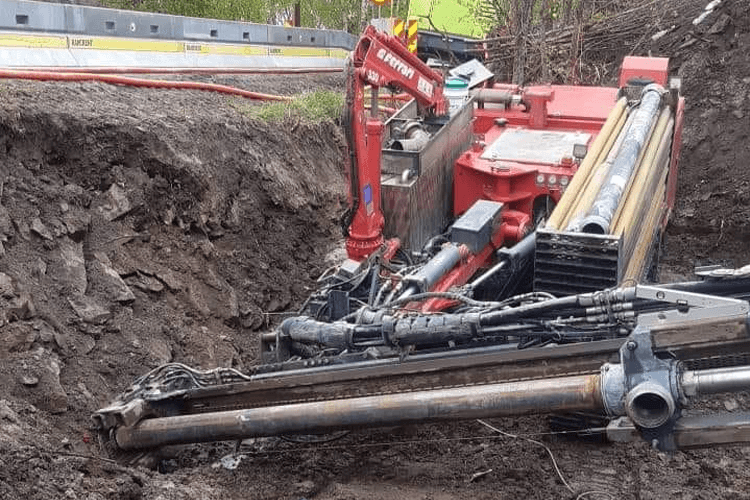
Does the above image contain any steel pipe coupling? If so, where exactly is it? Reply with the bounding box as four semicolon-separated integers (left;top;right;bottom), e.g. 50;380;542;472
600;362;626;416
580;214;610;235
625;381;676;429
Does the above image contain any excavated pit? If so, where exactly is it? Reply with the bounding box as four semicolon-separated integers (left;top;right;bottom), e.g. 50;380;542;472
0;75;355;499
0;1;749;498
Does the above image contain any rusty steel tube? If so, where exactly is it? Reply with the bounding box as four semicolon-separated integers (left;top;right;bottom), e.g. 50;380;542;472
470;88;516;105
114;374;603;450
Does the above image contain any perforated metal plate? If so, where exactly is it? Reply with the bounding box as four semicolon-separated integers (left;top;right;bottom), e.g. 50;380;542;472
481;129;591;165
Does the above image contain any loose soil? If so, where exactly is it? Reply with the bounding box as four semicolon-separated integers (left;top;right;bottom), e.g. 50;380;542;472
0;1;748;499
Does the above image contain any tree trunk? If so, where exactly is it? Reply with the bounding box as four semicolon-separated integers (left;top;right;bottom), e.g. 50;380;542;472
512;0;534;85
568;1;585;83
540;0;552;83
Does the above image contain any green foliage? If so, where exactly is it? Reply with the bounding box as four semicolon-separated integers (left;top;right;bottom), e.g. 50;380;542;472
102;1;267;22
100;0;410;33
298;0;409;32
235;90;344;123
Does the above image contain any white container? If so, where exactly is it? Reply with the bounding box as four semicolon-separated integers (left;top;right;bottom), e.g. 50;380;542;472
445;77;469;115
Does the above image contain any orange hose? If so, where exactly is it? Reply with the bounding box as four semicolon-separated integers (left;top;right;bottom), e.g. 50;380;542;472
0;69;292;101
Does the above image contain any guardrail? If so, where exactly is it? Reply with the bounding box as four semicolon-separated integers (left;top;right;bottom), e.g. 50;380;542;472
0;0;357;71
0;0;357;50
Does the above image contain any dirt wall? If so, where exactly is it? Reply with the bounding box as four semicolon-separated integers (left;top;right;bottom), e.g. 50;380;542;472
0;0;748;498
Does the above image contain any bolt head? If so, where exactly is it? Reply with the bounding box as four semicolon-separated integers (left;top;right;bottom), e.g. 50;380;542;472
626;340;638;351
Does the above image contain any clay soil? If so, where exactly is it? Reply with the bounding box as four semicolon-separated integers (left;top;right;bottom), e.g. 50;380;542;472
0;1;749;499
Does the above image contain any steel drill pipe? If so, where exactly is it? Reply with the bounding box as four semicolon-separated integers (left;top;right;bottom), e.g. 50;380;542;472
114;374;603;450
581;85;663;234
681;366;750;398
547;97;627;230
611;109;673;234
564;111;632;232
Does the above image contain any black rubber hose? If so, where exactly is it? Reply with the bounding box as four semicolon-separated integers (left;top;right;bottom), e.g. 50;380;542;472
368;263;380;306
341;60;359;238
479;295;581;326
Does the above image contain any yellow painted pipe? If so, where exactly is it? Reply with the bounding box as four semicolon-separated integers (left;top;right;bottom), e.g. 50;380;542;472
620;126;671;267
546;97;628;230
620;158;668;279
591;104;630;174
623;168;669;282
562;110;632;231
619;115;674;280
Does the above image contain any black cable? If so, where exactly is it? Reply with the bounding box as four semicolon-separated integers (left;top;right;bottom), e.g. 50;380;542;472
314;302;329;321
368;263;380;306
341;59;358;238
395;247;414;267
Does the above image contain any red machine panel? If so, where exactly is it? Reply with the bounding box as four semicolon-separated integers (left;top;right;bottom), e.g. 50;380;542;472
454;83;619;246
618;56;669;87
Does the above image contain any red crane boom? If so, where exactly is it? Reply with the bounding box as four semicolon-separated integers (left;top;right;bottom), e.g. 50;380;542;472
344;25;448;261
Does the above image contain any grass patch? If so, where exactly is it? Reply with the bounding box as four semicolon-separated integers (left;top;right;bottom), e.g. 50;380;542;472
250;90;344;122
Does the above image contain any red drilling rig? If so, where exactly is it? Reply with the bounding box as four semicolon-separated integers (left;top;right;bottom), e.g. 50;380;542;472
96;26;750;457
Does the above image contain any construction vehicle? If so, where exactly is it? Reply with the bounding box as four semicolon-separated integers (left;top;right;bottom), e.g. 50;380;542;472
95;26;750;456
407;0;490;63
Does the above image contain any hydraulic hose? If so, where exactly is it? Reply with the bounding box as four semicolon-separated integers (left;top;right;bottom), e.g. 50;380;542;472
0;69;292;101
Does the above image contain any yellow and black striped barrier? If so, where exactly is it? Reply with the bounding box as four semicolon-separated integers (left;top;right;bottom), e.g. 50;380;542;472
0;30;350;70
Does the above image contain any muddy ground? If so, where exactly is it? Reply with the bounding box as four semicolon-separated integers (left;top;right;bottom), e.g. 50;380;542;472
0;1;748;499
